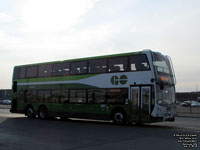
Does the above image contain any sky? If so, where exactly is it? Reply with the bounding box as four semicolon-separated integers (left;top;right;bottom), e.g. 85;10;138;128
0;0;200;92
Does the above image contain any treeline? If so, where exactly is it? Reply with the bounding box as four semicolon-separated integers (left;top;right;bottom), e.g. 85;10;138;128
176;92;200;102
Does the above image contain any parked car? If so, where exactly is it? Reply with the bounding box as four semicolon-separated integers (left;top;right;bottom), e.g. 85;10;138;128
181;100;200;107
181;101;191;107
2;99;11;105
191;101;200;107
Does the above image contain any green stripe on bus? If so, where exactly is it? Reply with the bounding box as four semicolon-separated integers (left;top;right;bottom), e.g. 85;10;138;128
18;83;98;89
17;74;97;83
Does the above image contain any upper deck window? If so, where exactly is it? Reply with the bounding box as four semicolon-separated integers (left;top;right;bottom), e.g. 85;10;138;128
13;68;20;79
52;62;70;76
88;59;107;73
38;64;53;77
130;54;150;71
13;67;26;79
26;66;38;78
108;57;128;72
71;61;87;74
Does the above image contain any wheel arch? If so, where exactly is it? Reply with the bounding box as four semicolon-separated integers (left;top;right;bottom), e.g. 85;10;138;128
38;104;48;113
110;107;127;120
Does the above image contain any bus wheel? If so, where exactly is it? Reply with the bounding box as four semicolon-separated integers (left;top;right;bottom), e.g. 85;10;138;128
112;110;127;125
38;106;48;120
26;106;35;119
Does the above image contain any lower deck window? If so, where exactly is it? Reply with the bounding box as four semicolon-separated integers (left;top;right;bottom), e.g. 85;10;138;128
18;89;25;102
38;90;51;103
61;89;69;103
88;89;106;104
106;88;128;104
52;90;60;103
25;90;37;102
23;88;128;105
70;90;86;103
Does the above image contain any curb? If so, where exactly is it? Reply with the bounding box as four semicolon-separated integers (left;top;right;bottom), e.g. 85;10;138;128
0;105;11;109
176;115;200;119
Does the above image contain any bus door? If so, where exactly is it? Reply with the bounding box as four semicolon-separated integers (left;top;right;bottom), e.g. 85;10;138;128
131;85;151;122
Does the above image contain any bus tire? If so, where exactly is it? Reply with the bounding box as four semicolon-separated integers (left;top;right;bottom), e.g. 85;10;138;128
25;105;35;119
38;106;48;120
112;110;127;125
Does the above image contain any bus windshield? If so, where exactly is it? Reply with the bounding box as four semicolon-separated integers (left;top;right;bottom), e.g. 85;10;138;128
156;84;175;107
153;52;176;107
152;52;175;85
152;52;170;75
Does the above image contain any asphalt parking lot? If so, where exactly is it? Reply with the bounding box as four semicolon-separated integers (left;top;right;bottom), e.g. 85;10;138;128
0;108;199;150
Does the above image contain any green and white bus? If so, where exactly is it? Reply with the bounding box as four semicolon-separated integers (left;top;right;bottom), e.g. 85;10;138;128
10;50;176;124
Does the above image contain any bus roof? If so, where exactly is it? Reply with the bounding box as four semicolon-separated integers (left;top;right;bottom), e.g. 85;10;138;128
15;50;148;68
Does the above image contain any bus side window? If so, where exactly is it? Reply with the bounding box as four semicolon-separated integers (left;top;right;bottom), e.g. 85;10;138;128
19;67;26;78
13;68;20;79
25;90;37;102
130;54;150;71
70;90;87;103
108;57;128;72
18;89;25;102
60;89;69;103
39;64;53;77
88;59;107;73
106;88;128;104
37;90;51;103
52;63;70;76
135;63;146;70
27;66;38;78
71;61;87;74
52;90;60;103
88;89;106;104
13;67;26;79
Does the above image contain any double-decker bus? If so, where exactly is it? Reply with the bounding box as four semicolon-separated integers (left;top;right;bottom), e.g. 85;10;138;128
10;50;176;124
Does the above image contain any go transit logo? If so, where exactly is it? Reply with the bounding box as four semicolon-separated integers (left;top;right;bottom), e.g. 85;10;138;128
111;75;128;85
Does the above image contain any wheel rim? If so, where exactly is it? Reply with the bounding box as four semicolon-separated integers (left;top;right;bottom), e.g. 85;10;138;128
114;112;124;123
27;108;34;117
39;108;47;119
